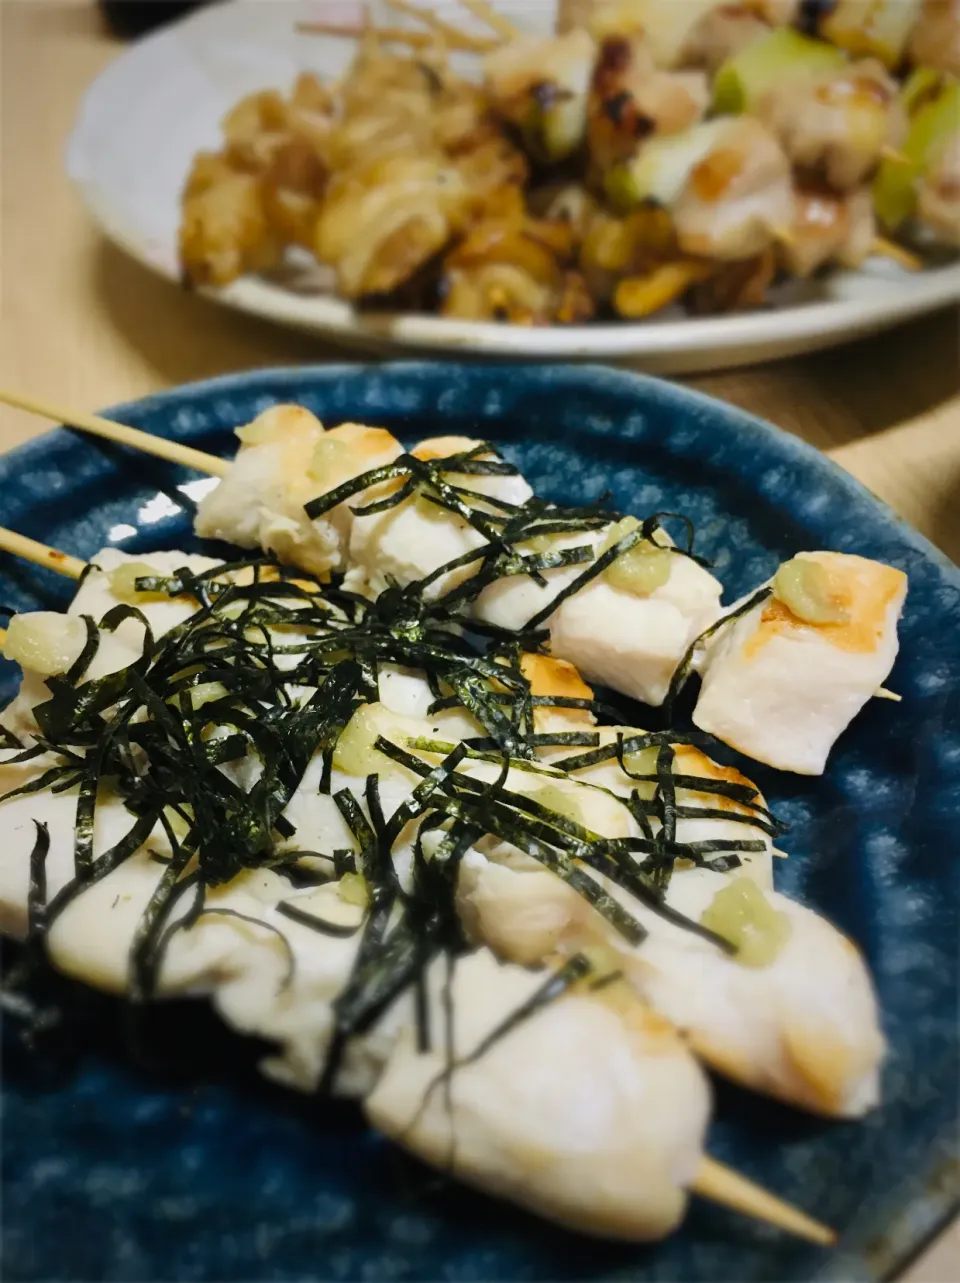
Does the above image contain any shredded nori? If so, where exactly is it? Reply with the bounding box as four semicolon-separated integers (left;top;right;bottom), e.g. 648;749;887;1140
0;475;783;1077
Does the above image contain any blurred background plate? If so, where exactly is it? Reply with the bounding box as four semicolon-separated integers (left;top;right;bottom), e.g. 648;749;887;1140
65;0;960;374
2;363;958;1281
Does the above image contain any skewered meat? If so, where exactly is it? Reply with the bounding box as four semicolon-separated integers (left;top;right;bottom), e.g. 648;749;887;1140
368;948;711;1241
484;29;597;162
588;34;710;171
194;405;403;577
757;58;907;190
344;436;534;600
693;551;908;774
179;154;283;288
909;0;960;76
780;183;876;274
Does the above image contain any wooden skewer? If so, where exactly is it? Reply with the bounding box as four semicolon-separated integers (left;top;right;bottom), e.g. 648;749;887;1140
875;687;902;702
880;147;911;165
771;225;798;250
870;236;922;272
458;0;519;41
0;389;229;478
381;0;494;50
295;19;496;53
692;1157;835;1247
0;528;86;581
0;531;844;1247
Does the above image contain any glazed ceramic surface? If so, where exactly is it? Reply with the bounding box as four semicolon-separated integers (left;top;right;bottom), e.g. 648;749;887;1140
1;364;958;1281
66;0;960;373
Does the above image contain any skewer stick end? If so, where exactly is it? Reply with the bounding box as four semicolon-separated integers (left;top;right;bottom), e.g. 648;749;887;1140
874;687;902;702
870;236;923;272
692;1157;836;1247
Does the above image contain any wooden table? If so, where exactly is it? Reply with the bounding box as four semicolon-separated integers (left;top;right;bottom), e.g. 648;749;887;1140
1;5;958;1279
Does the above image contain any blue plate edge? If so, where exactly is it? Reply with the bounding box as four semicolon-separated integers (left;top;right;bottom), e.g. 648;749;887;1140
2;361;955;585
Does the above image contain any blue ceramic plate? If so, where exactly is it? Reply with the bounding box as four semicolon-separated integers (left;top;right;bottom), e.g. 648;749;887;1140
2;364;958;1283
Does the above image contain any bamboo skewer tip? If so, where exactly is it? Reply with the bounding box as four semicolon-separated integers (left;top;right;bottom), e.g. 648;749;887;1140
870;237;923;273
0;528;86;581
0;389;230;479
693;1157;836;1247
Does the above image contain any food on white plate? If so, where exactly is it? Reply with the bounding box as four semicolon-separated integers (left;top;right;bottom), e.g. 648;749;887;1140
874;69;960;244
782;184;876;277
692;551;909;774
176;0;954;323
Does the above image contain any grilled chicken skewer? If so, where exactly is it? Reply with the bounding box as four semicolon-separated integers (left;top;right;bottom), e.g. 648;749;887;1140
691;552;908;775
0;540;840;1245
0;394;906;771
1;543;884;1119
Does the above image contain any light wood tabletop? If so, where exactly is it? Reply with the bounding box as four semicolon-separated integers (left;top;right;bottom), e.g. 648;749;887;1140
0;4;958;1280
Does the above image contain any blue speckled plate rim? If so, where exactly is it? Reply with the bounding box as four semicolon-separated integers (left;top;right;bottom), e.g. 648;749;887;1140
2;361;957;589
0;361;957;1282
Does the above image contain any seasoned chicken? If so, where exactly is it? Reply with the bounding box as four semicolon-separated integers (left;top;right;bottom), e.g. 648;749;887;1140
368;947;711;1241
484;29;597;162
343;436;534;601
475;517;723;706
588;35;710;171
459;854;885;1118
909;0;960;77
693;551;908;774
194;405;403;578
756;59;907;191
671;116;795;259
781;184;876;276
457;729;885;1118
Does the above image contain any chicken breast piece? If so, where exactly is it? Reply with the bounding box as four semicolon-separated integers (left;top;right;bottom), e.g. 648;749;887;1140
459;856;884;1118
2;549;222;741
484;30;596;162
194;405;403;578
476;527;723;707
673;116;794;260
0;746;382;1095
756;59;906;192
344;436;533;601
782;185;876;277
693;551;908;774
366;947;711;1241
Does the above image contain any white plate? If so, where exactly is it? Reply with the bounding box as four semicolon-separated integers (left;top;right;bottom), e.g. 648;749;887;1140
67;0;960;374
